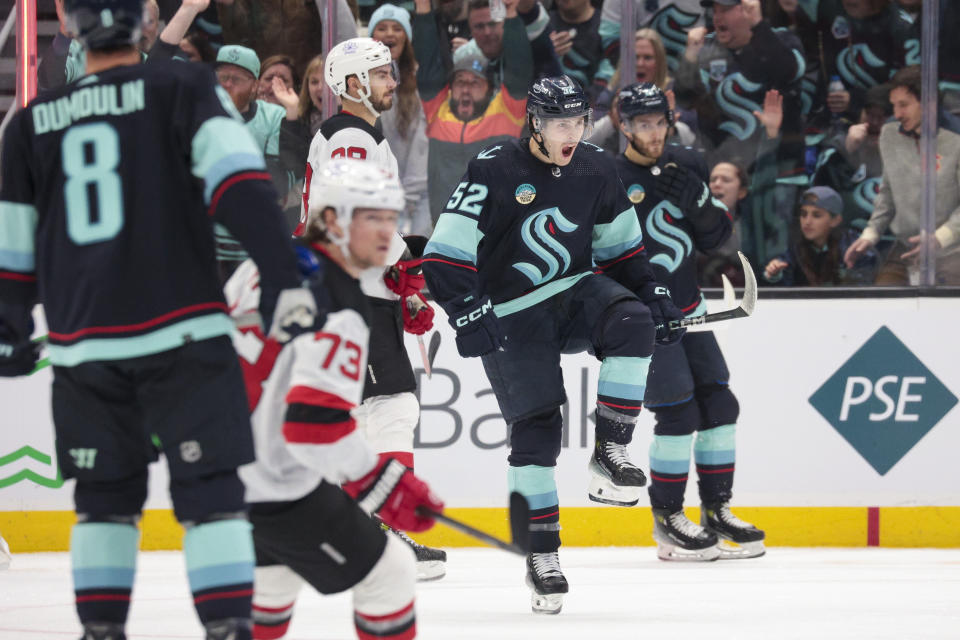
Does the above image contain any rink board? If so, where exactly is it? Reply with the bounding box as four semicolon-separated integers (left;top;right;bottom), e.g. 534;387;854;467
1;296;958;550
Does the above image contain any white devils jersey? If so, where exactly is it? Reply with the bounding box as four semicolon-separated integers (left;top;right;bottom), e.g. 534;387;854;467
297;112;399;235
225;257;377;503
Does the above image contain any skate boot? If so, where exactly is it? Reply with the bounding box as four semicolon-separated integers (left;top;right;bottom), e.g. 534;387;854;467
392;527;447;581
701;502;766;559
652;507;721;562
525;552;568;614
588;439;647;506
204;618;252;640
79;623;127;640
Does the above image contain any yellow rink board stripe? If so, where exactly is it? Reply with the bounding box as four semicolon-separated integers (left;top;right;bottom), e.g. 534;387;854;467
1;507;958;552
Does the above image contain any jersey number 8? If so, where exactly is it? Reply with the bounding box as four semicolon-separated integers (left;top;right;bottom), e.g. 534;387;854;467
61;123;124;245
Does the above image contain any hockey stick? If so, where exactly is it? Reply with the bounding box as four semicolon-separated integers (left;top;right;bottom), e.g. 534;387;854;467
427;332;441;372
417;335;431;379
416;492;530;556
669;251;757;331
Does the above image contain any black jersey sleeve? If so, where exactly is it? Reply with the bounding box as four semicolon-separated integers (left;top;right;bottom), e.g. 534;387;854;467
671;147;734;252
0;110;40;311
592;165;656;291
421;163;486;316
178;66;302;306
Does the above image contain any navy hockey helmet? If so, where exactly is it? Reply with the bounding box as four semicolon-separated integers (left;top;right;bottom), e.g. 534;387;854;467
64;0;143;51
616;82;674;126
527;75;591;121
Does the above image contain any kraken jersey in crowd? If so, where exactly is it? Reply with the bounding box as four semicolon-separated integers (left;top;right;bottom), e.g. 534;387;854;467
0;60;300;366
616;144;733;317
422;138;657;318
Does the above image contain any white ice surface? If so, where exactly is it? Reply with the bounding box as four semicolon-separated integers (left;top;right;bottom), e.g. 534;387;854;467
1;547;958;639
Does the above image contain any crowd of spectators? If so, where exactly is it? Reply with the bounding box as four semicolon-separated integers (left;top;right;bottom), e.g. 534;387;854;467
35;0;960;287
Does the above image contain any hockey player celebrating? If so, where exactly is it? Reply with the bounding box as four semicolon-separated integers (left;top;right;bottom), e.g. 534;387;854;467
421;75;685;614
225;159;444;640
301;36;448;580
0;1;316;638
614;82;765;561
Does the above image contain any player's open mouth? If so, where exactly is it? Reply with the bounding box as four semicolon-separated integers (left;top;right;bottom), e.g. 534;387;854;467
561;145;574;158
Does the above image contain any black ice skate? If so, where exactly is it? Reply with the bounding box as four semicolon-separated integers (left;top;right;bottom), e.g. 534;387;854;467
525;552;568;614
80;622;126;640
652;507;721;562
588;439;647;506
392;527;448;581
701;502;766;559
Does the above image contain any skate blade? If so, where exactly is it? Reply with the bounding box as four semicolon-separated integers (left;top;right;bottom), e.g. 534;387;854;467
530;592;564;615
587;466;642;507
416;560;447;581
654;538;721;562
716;539;765;559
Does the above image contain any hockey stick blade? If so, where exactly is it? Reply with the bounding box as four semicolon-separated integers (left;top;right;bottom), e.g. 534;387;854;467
427;332;441;371
417;335;431;379
415;492;530;556
670;251;757;330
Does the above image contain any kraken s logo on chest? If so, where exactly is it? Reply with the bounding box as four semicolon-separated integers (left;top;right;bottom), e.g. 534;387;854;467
512;207;579;286
645;202;693;274
714;72;764;140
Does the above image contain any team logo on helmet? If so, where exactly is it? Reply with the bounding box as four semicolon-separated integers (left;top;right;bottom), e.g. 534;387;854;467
627;184;646;204
515;183;537;205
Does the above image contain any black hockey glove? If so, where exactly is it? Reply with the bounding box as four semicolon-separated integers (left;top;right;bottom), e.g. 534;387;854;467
0;321;41;377
637;282;686;345
447;294;504;358
653;163;711;215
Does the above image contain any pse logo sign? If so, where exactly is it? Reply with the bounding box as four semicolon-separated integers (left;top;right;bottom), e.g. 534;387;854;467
809;327;957;475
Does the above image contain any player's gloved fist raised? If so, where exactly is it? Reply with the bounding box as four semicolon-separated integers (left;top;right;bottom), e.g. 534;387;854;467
343;456;444;533
448;295;503;358
268;287;318;343
638;282;686;345
403;292;434;335
654;162;709;214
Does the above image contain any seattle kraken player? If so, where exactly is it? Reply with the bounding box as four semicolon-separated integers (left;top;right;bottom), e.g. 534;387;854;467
615;83;765;561
0;0;316;638
422;75;685;613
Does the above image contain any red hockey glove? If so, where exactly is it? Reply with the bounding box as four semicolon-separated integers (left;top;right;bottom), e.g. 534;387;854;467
384;258;426;298
402;293;435;335
343;456;444;533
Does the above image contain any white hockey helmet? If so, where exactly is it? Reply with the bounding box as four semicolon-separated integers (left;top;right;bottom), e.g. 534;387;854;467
308;158;405;250
324;37;394;115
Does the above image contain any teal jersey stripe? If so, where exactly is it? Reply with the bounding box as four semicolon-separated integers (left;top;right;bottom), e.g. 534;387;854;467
70;522;138;576
184;519;254;571
187;562;255;592
592;206;643;262
599;356;647;386
649;433;694;462
649;456;692;474
73;567;136;590
425;213;483;263
495;271;591;317
508;464;556;495
0;201;38;271
694;424;736;465
598;380;646;402
48;313;234;366
192;116;265;204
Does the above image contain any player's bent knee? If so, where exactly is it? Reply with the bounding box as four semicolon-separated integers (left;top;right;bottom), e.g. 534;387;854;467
650;399;701;437
354;533;416;617
597;299;655;358
697;384;739;428
169;469;246;525
74;471;148;521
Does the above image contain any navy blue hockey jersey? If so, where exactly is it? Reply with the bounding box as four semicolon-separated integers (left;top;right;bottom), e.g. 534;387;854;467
422;138;656;318
0;60;299;366
615;145;732;316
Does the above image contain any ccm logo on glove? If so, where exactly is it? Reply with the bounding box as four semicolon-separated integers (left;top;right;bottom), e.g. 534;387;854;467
455;298;493;328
